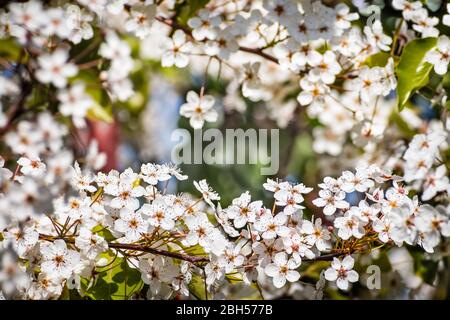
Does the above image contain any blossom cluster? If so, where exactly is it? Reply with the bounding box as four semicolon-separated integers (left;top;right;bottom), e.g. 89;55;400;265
0;0;449;300
0;121;448;298
0;0;448;133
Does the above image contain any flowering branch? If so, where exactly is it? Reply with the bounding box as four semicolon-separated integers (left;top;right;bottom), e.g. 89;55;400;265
154;15;279;65
38;234;209;264
237;46;279;64
107;243;209;263
37;232;360;267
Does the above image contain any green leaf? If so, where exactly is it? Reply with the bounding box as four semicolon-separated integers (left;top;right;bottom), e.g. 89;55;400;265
175;0;210;26
410;248;439;285
86;101;113;123
92;225;115;242
225;273;244;284
180;244;207;257
316;43;329;54
188;273;207;300
0;38;21;61
80;251;143;300
396;37;437;111
362;52;390;67
59;285;71;300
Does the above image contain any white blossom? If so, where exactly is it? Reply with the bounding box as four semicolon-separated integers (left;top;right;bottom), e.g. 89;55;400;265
36;49;78;88
324;256;359;290
179;91;218;129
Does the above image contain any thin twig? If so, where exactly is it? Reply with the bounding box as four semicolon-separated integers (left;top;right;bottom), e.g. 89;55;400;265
39;234;210;263
238;46;279;64
155;15;279;65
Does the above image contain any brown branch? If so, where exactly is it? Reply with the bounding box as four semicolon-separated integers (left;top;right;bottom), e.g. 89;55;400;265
39;231;356;265
77;59;103;70
304;241;390;262
155;16;191;34
39;234;209;264
107;242;209;263
155;15;279;65
238;46;279;64
303;252;348;262
71;36;104;63
40;233;354;265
